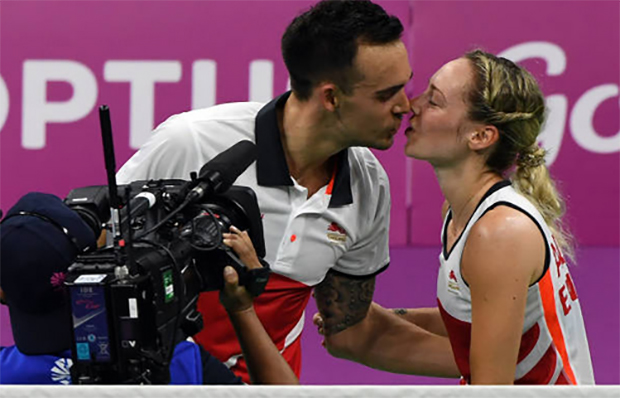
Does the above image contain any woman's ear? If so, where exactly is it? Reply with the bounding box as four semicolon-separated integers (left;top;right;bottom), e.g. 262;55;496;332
469;124;499;151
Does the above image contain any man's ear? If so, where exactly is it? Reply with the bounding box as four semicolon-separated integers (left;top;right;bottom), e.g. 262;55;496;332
469;124;499;151
318;83;339;112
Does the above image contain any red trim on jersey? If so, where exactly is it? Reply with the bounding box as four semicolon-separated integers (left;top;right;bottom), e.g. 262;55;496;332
439;298;565;385
225;334;303;384
517;322;540;362
437;299;472;382
539;271;577;384
556;370;570;384
193;272;312;383
515;344;557;384
325;163;338;195
280;334;303;375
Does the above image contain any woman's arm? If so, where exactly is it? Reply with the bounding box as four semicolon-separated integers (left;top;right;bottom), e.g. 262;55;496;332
391;307;448;337
462;207;545;384
383;201;450;337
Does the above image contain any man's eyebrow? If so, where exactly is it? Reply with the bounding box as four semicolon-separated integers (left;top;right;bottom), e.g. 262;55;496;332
376;72;414;95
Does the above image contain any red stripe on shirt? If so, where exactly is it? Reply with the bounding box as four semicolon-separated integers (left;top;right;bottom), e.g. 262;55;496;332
515;344;557;384
538;271;577;384
325;163;337;195
517;322;541;363
556;370;570;384
438;299;472;382
193;272;312;383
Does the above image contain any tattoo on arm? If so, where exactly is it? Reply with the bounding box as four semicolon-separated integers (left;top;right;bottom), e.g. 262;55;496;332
314;270;375;336
393;308;408;316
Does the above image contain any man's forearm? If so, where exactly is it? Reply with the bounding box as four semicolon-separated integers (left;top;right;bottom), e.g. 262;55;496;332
324;303;460;378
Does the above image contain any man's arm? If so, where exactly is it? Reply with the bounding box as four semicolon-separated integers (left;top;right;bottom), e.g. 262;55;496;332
313;269;375;337
314;270;459;378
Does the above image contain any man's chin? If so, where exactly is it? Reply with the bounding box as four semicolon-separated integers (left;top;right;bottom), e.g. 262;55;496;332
369;137;395;151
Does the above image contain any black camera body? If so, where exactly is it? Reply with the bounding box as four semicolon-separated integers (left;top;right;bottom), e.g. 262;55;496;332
63;178;268;384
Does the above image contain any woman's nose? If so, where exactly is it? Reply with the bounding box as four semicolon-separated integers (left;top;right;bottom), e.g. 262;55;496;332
409;97;420;116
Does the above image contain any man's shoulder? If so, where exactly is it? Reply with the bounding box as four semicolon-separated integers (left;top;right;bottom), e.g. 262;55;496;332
180;101;266;125
151;101;265;145
347;147;388;184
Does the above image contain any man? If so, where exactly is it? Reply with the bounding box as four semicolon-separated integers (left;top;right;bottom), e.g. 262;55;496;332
0;192;297;384
117;0;412;381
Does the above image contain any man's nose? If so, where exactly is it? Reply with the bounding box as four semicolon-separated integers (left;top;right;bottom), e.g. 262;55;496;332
392;90;410;116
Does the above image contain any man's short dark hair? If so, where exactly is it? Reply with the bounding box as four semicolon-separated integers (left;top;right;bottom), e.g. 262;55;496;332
281;0;404;100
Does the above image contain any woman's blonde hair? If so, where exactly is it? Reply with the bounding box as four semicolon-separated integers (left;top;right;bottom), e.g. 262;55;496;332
464;49;574;261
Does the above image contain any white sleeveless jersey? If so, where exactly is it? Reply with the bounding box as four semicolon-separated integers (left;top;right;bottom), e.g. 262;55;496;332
437;181;594;384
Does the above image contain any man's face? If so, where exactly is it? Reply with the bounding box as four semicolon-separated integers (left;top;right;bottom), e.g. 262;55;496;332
335;41;412;150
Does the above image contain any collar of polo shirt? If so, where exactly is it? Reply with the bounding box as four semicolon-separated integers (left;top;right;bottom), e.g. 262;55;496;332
255;91;353;208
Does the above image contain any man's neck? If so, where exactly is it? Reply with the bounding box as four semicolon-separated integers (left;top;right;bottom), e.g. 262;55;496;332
279;93;345;195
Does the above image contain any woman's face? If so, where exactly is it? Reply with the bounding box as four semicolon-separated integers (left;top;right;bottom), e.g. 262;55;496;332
405;58;478;166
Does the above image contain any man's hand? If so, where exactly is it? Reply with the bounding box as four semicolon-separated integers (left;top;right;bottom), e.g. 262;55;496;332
219;225;262;313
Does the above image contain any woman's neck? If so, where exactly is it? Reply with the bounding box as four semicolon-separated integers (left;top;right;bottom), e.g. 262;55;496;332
435;160;502;233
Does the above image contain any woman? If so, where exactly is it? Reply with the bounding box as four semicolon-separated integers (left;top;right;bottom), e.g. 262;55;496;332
404;49;594;384
314;50;595;385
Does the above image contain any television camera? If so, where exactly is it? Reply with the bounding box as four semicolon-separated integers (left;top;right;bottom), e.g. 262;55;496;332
62;106;269;384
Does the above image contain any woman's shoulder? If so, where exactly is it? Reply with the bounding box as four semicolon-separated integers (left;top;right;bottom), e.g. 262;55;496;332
468;204;544;255
463;205;545;285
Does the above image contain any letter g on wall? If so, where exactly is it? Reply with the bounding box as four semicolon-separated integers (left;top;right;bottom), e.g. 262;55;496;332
0;75;8;134
500;41;620;164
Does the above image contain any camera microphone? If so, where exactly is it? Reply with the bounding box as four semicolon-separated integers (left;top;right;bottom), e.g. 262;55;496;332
186;140;257;203
134;140;257;242
119;191;157;226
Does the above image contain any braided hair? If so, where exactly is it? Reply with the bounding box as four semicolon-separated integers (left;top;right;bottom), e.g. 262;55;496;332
464;49;574;260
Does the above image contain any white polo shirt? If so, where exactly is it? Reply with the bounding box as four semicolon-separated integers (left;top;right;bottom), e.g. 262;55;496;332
117;92;391;381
